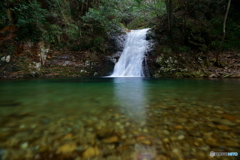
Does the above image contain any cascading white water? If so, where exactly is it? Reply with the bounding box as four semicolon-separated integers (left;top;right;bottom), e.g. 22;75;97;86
110;28;150;77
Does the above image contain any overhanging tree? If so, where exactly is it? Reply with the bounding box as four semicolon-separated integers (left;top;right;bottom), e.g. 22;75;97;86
215;0;231;65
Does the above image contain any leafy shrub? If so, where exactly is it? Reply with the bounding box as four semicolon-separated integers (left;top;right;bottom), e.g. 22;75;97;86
163;47;172;53
64;23;79;40
179;46;190;53
82;6;121;35
11;0;47;42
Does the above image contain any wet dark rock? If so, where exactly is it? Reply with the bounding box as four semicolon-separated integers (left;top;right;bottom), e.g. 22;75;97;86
211;121;221;125
144;38;157;77
211;118;237;126
188;131;201;137
96;130;115;140
146;29;156;40
98;57;115;76
108;34;126;53
143;57;151;77
209;73;220;78
98;33;127;76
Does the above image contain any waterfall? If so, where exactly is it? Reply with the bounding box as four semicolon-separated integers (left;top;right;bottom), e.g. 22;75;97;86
110;28;150;77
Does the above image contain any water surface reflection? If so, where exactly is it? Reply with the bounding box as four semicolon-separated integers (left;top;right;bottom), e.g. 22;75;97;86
113;78;148;124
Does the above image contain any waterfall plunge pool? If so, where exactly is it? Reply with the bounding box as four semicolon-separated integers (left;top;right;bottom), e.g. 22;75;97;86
0;77;240;160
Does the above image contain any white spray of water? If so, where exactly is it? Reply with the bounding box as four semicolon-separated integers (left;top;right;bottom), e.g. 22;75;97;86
110;28;149;77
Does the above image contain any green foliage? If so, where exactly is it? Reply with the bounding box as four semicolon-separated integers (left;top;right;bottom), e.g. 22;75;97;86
11;0;47;42
134;0;144;5
64;23;80;40
92;37;106;52
127;18;145;29
82;4;121;34
81;0;126;52
46;0;72;24
179;46;190;53
0;44;15;56
0;1;8;29
0;0;167;53
142;0;166;18
116;0;166;28
223;19;240;51
163;46;172;53
42;24;62;44
1;0;237;56
210;40;220;49
152;0;240;54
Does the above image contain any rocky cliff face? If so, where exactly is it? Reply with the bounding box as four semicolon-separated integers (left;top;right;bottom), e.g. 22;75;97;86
0;33;127;79
101;33;127;76
2;29;238;79
144;29;240;78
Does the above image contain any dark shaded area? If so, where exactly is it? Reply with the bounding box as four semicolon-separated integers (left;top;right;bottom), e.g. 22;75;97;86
0;100;21;107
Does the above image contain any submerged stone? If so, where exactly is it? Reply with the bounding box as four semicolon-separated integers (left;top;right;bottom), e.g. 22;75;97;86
220;114;239;121
174;125;184;130
225;140;239;147
21;142;28;149
0;78;240;160
217;125;231;130
57;143;77;154
205;137;219;147
212;118;237;126
82;147;100;158
177;135;185;140
102;136;119;143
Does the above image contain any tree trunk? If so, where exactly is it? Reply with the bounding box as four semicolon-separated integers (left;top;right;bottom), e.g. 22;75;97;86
182;0;187;43
7;8;14;24
166;0;170;30
215;0;231;65
169;0;173;28
166;0;173;31
166;0;174;38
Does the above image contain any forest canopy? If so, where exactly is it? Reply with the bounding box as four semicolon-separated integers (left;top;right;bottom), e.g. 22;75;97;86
0;0;240;56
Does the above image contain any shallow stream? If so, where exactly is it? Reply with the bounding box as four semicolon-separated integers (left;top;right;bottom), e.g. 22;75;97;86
0;78;239;160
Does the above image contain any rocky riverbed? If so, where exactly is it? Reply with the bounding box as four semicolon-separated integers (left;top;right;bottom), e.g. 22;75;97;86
0;98;239;160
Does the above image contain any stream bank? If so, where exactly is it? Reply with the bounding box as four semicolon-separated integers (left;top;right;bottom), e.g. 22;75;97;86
147;48;240;78
0;50;113;79
0;30;239;79
146;29;240;79
0;33;126;79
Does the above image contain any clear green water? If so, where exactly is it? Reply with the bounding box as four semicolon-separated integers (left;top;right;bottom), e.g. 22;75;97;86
0;78;240;160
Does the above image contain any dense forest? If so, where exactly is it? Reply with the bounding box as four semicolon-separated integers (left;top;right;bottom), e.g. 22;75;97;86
0;0;240;78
